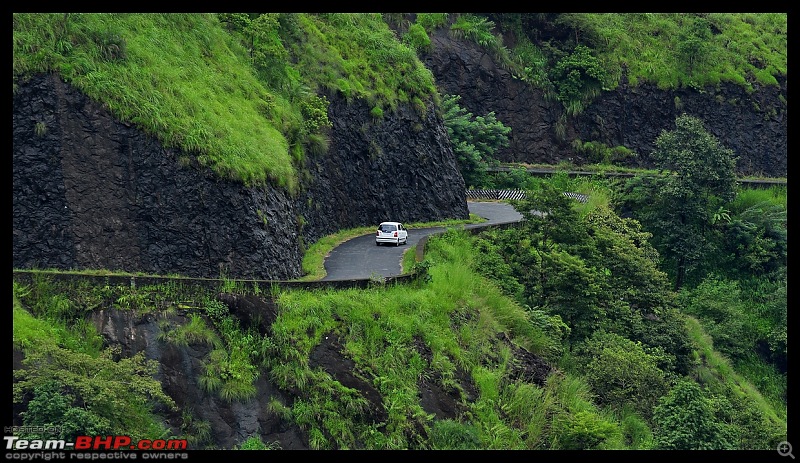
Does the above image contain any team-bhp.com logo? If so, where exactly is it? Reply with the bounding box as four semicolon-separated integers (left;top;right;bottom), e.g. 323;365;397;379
6;435;187;451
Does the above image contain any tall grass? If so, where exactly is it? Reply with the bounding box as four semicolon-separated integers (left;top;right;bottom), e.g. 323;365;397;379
14;14;301;192
684;316;786;440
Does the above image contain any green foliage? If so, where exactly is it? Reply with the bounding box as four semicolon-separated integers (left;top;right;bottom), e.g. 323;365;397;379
13;343;176;441
415;13;449;32
159;313;220;348
14;13;301;192
571;139;635;165
234;436;281;450
287;14;436;114
204;297;229;323
403;23;431;53
652;379;736;450
551;44;608;115
476;182;694;374
716;192;787;279
553;410;620;450
442;94;511;187
427;420;482;450
676;15;713;77
19;380;112;440
450;14;497;47
13;13;439;193
619;114;738;289
679;271;787;375
575;331;669;419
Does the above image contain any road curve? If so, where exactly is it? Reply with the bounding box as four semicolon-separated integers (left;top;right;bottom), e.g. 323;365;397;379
321;201;522;281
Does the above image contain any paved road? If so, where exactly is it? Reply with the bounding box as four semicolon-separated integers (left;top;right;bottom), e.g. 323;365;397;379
322;201;522;281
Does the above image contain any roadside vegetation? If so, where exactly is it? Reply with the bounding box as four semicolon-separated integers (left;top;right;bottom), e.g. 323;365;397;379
13;146;787;449
12;12;786;451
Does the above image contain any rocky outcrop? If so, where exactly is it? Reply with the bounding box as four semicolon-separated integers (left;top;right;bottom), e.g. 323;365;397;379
423;28;787;177
13;74;304;280
88;306;309;450
298;92;469;245
13;73;468;279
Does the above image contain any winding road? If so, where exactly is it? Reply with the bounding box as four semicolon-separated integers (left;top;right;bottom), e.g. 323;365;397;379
322;201;522;281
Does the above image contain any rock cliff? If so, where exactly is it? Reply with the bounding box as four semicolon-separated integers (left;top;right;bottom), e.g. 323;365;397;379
12;73;468;279
422;28;787;177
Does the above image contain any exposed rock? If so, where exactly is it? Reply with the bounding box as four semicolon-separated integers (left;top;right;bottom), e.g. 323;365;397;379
423;28;787;177
13;74;469;278
89;306;309;450
298;92;469;245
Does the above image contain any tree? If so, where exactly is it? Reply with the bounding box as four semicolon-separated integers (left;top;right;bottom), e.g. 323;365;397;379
576;331;669;419
621;114;737;289
442;94;511;188
13;343;176;441
652;379;736;450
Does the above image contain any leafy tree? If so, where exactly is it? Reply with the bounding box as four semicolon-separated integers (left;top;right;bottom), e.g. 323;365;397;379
576;331;669;419
19;380;112;440
620;114;737;289
442;94;511;188
14;343;176;441
652;379;736;450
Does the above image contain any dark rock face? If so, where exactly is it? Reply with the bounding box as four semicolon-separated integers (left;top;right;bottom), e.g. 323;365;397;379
298;93;469;245
423;29;787;177
89;307;309;450
13;74;303;280
13;74;468;278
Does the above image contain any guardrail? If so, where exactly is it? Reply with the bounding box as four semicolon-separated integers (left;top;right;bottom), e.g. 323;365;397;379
466;189;589;203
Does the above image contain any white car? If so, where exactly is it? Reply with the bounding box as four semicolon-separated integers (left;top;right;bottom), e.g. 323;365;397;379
376;221;408;246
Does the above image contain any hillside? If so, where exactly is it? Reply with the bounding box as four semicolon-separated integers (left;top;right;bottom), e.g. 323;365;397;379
12;13;787;452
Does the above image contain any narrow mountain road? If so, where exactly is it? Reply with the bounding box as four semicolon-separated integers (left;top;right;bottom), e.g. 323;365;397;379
322;201;522;281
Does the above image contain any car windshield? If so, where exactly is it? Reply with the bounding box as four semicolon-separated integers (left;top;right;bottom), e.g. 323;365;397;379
379;224;396;232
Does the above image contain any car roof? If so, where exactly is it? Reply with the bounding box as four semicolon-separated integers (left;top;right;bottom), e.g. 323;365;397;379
379;221;402;225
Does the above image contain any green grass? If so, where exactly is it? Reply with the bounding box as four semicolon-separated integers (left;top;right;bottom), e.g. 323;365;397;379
13;225;785;449
13;13;299;192
684;315;786;435
13;13;440;194
271;229;566;448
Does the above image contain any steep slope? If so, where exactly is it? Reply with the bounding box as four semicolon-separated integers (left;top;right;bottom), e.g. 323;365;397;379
422;25;787;177
12;74;467;279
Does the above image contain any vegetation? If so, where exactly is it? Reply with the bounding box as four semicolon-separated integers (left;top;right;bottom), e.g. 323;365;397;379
11;12;786;451
12;13;436;193
12;164;787;449
442;94;512;188
298;214;485;281
13;286;177;442
456;13;786;101
618;114;738;289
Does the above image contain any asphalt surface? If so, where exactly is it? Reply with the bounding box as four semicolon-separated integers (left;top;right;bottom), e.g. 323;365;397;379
322;201;523;281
